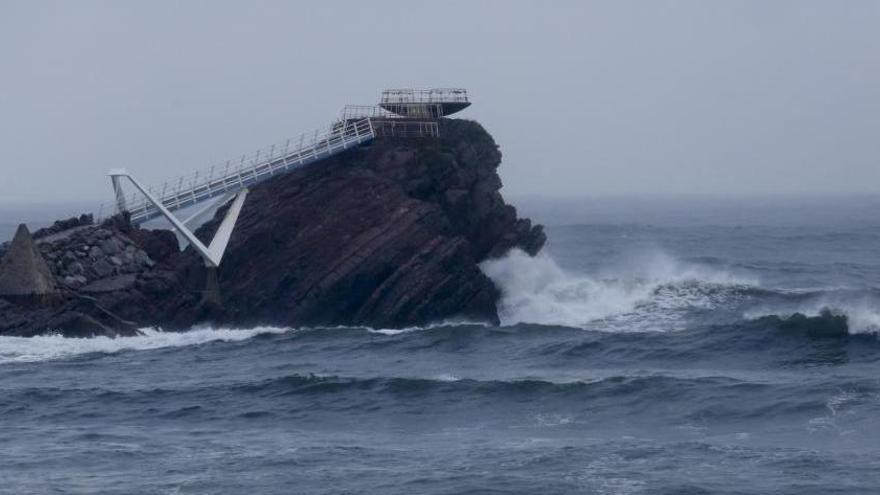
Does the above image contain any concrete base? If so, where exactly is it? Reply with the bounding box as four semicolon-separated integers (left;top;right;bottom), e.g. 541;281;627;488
201;266;222;307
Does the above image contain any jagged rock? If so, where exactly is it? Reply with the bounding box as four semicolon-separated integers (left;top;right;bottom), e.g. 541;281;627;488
81;274;138;293
134;251;154;267
0;118;544;336
444;188;469;207
69;275;87;286
127;228;177;263
62;250;77;265
45;311;128;338
0;224;58;298
67;261;84;276
63;275;86;288
185;119;544;328
32;214;93;240
100;238;121;255
92;258;114;278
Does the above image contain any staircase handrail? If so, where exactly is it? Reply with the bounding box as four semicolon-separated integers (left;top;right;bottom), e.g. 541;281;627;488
100;117;374;224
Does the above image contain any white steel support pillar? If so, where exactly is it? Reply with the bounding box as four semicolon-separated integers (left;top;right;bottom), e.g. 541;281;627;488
109;169;129;213
107;170;248;269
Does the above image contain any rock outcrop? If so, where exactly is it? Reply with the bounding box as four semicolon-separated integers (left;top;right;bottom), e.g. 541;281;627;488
0;119;544;336
31;214;94;240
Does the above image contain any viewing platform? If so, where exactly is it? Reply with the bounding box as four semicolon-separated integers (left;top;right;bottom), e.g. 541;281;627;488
379;88;470;118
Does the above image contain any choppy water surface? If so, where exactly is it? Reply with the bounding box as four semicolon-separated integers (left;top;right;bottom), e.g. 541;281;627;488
2;198;880;494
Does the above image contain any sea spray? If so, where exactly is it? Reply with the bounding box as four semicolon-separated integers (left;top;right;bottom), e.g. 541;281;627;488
480;249;651;328
481;248;758;329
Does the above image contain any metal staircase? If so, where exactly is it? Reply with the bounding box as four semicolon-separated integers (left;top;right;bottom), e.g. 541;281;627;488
99;88;470;277
104;88;472;229
112;117;375;226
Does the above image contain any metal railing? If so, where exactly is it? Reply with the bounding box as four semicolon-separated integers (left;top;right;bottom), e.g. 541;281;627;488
340;104;444;120
99;88;467;226
338;105;400;121
371;120;439;138
111;117;375;225
381;88;469;104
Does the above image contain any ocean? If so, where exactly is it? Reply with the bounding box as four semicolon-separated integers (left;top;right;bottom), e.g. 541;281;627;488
1;196;880;494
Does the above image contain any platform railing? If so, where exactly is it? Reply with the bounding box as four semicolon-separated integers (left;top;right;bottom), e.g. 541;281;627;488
338;105;399;120
370;120;439;139
108;117;375;225
381;88;469;104
340;104;444;120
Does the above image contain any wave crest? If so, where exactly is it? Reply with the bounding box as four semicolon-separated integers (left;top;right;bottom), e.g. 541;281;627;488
480;249;757;330
748;303;880;335
0;326;292;364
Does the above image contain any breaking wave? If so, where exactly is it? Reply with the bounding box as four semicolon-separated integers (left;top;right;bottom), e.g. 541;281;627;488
747;301;880;335
481;249;758;330
480;249;880;336
0;326;293;364
0;321;491;365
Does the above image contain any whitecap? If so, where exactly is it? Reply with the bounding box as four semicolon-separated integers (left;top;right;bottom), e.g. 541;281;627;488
480;248;757;330
0;326;292;364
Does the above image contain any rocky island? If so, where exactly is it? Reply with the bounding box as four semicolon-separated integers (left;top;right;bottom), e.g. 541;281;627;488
0;119;544;337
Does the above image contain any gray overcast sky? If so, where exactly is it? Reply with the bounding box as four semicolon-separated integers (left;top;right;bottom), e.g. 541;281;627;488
1;0;878;204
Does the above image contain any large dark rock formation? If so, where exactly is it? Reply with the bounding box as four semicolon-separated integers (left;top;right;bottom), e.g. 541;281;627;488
0;119;544;336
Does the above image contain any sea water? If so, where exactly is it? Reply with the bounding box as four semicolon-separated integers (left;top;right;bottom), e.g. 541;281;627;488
1;196;879;494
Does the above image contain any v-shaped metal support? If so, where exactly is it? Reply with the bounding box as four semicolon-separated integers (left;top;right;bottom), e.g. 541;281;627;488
108;169;248;268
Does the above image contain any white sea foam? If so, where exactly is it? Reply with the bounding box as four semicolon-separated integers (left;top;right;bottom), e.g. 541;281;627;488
480;249;757;330
0;320;494;365
0;326;292;365
848;307;880;334
366;319;491;336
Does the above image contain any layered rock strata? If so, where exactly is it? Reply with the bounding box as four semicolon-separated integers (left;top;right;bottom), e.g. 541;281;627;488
0;119;543;336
